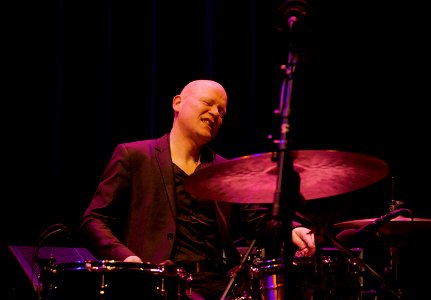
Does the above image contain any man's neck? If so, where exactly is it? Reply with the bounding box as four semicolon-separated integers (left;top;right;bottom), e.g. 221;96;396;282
170;130;201;175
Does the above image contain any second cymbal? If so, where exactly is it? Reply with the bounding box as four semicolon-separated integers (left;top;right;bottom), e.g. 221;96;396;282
184;150;390;204
333;216;431;235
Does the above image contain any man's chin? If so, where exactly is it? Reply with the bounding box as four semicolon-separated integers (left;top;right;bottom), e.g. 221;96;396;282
197;132;214;144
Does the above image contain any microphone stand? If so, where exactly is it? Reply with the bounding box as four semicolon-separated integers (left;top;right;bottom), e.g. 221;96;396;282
264;43;301;299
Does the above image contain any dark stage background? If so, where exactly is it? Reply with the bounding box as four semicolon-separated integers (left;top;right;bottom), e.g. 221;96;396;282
3;0;430;298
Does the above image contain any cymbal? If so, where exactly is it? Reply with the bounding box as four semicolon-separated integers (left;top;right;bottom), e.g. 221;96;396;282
333;216;431;234
184;150;389;204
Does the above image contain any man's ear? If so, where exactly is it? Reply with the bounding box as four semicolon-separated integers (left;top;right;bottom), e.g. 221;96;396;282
172;95;182;113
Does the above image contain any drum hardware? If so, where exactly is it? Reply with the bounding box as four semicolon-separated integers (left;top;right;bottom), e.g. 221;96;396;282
315;247;364;300
333;203;431;299
221;239;257;300
225;238;408;300
327;229;403;300
184;147;390;299
40;260;191;300
38;255;58;300
223;249;317;300
30;223;73;299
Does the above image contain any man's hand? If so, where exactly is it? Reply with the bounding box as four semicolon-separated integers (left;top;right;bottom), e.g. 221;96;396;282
123;255;143;263
292;226;316;257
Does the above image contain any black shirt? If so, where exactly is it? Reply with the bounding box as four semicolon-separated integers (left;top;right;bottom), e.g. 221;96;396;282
171;163;226;271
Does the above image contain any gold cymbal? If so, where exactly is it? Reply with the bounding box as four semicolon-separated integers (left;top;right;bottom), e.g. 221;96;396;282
183;150;389;204
333;216;431;234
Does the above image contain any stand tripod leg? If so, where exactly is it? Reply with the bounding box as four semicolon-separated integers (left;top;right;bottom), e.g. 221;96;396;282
220;239;256;300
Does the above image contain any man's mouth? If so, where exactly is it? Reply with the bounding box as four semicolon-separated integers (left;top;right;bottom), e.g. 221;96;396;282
201;118;214;129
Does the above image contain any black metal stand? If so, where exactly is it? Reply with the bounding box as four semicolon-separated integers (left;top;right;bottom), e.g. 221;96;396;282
220;239;257;300
264;40;302;299
326;230;403;299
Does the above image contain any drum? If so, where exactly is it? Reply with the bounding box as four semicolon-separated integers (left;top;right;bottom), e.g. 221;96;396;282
252;258;285;300
247;256;315;300
42;260;191;300
231;248;365;300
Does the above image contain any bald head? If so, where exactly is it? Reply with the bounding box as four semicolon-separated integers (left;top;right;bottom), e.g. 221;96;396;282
180;80;227;100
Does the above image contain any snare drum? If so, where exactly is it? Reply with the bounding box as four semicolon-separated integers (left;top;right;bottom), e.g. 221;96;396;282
43;260;190;300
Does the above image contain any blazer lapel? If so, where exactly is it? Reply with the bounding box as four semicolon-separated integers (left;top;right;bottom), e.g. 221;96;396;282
155;133;176;217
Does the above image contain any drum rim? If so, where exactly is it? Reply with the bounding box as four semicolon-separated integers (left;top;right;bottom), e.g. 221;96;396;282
52;260;189;279
54;260;164;273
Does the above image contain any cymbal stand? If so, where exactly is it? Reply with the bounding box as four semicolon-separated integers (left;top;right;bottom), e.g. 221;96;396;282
385;238;400;288
264;33;301;299
325;229;403;299
385;176;407;291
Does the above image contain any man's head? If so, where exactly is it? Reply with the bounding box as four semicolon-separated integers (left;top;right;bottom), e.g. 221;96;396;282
172;79;228;144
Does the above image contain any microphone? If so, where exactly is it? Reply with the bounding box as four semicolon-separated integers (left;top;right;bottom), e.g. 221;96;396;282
275;0;313;33
335;208;410;248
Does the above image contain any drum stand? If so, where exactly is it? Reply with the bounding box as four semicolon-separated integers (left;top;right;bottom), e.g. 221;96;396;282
324;229;403;299
220;239;257;300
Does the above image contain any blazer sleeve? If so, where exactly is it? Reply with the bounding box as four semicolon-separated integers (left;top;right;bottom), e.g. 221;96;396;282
79;143;136;261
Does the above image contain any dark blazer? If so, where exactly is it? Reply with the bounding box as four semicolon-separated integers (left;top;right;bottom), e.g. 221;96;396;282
80;133;269;269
